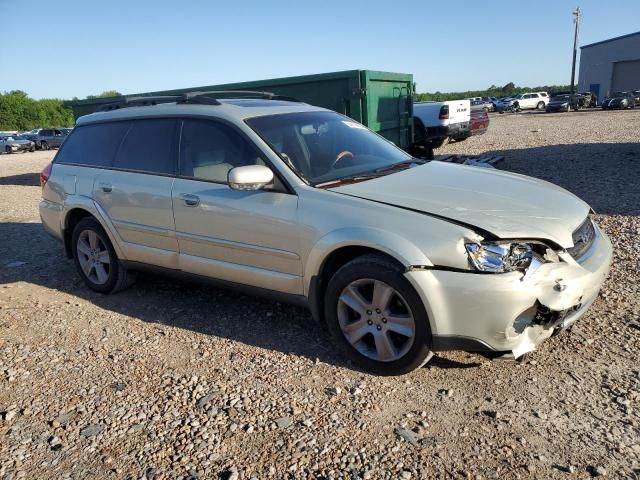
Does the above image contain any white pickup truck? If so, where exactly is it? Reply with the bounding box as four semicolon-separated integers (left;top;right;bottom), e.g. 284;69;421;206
412;99;471;149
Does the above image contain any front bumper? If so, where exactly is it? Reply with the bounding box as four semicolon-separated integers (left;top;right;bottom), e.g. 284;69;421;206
546;105;569;112
405;223;612;357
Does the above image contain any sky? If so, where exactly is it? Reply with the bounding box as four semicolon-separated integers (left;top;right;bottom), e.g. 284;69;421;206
1;0;638;99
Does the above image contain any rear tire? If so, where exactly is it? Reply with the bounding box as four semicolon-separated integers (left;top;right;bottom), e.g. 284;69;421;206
5;146;11;154
536;101;545;110
72;217;135;294
324;253;433;375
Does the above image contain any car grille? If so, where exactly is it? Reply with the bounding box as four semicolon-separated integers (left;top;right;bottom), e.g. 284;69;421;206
567;217;596;261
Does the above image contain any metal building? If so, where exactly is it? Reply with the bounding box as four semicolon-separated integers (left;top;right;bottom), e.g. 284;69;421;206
578;31;640;102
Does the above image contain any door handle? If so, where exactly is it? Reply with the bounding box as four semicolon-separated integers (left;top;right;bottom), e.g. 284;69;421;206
180;193;200;207
99;182;112;193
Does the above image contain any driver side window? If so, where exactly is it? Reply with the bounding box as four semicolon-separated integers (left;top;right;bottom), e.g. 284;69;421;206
179;120;263;183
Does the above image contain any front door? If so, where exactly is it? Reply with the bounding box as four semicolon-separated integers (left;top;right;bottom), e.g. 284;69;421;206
92;118;180;269
171;119;302;294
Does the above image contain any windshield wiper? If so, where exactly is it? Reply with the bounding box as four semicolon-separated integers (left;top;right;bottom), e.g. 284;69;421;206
316;173;382;188
373;158;426;174
316;159;426;188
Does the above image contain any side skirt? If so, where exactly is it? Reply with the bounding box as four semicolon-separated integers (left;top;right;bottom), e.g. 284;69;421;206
122;260;310;309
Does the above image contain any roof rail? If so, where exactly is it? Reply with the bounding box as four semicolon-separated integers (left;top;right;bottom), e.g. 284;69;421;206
97;90;302;112
98;95;183;111
179;90;302;103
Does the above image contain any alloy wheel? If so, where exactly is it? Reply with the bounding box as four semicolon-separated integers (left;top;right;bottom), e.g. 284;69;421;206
76;230;111;284
337;279;415;362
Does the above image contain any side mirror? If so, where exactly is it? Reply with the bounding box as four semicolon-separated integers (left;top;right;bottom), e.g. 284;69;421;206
228;165;274;191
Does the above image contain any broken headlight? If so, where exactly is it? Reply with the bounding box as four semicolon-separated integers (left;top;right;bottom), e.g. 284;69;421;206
465;242;542;273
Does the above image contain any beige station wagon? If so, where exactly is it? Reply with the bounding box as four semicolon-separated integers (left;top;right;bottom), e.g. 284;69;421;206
39;92;613;375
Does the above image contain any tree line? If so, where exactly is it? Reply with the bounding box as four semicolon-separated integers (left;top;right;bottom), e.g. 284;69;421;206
1;83;573;131
0;90;121;131
413;82;572;102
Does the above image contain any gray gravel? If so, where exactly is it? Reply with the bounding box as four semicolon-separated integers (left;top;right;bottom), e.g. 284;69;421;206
1;110;639;479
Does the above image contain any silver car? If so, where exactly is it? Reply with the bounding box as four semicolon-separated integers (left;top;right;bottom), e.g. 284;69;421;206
1;135;35;153
39;94;612;375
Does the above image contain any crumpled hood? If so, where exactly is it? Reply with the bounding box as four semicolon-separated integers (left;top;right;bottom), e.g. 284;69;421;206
329;162;590;247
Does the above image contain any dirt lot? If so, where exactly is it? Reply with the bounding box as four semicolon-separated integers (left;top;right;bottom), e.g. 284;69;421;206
1;110;639;480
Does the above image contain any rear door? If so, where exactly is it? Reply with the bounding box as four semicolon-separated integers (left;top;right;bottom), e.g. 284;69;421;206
171;118;302;294
92;118;180;269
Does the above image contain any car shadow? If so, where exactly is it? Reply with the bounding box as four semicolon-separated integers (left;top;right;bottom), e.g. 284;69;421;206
450;141;640;216
0;172;41;186
2;222;478;372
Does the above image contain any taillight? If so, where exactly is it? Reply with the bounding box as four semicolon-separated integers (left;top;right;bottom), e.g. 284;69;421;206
439;105;449;120
40;162;53;189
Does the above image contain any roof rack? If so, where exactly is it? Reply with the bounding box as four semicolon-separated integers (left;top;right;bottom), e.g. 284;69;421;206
98;90;302;112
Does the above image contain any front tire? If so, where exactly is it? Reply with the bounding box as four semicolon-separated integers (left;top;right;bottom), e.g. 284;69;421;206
40;141;49;151
324;254;433;375
72;217;134;294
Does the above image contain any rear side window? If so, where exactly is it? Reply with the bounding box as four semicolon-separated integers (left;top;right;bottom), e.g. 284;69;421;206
55;122;129;167
179;119;262;183
113;119;178;174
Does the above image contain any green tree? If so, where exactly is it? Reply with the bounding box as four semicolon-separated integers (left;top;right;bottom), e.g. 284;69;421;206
86;90;122;99
0;91;74;131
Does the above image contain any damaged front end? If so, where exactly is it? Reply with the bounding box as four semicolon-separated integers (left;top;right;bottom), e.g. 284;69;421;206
477;217;610;358
407;217;613;359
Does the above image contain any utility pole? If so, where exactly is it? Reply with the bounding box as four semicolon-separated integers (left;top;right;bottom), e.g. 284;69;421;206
570;7;582;94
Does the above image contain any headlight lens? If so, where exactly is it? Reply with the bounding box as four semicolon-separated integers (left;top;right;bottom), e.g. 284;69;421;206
464;242;538;273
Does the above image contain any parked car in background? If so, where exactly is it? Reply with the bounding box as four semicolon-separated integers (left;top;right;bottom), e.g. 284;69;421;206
39;93;613;375
481;96;499;112
578;92;597;108
632;90;640;104
495;96;519;113
469;104;490;136
601;92;636;110
413;99;471;149
511;92;549;111
545;94;575;113
37;128;68;150
470;99;492;112
0;135;35;153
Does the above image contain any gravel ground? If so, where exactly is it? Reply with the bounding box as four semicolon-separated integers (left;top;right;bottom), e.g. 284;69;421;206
1;110;639;479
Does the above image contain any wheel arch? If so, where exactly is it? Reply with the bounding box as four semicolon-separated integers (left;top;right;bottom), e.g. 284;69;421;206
62;197;125;260
304;228;433;323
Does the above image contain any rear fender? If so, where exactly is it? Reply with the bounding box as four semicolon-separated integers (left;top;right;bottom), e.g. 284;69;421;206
62;195;127;260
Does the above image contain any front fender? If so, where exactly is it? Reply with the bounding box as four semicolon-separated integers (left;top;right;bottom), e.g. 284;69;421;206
303;226;433;295
62;195;127;260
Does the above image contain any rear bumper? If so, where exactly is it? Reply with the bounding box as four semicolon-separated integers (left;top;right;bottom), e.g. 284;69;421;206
405;222;613;357
39;199;64;241
425;122;470;140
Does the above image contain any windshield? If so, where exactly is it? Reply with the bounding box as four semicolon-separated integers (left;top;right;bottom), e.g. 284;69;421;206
246;111;412;185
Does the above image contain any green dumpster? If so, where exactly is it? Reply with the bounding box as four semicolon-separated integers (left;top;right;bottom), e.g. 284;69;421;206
66;70;414;149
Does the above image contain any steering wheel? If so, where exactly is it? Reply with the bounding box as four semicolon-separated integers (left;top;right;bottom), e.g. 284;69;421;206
331;150;354;168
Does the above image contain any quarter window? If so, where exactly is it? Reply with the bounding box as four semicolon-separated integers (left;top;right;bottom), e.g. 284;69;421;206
54;122;130;167
113;119;178;174
179;119;262;183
